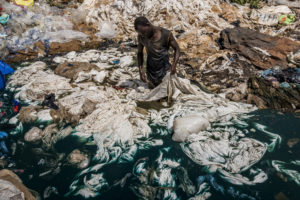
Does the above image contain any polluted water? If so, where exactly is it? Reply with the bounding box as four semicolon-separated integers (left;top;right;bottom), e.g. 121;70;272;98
0;0;299;200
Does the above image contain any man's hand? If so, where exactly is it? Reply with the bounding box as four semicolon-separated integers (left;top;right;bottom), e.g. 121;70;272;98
140;71;147;82
169;65;176;75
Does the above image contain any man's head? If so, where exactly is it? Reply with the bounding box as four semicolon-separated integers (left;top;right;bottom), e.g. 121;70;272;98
134;17;153;37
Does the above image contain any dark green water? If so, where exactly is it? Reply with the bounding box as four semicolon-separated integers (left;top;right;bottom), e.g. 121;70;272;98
1;105;299;200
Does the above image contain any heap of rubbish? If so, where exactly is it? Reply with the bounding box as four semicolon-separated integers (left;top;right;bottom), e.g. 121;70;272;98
0;0;299;199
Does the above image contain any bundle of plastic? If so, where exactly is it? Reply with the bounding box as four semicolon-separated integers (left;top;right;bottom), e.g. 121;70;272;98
133;73;256;136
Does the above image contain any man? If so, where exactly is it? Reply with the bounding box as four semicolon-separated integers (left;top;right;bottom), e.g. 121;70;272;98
134;17;180;87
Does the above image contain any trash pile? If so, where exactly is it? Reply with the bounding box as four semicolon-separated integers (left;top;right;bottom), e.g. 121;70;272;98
3;48;281;199
247;67;300;111
0;169;37;200
0;0;101;62
0;0;299;199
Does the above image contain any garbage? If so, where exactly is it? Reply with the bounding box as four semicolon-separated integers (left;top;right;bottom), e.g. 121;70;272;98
54;62;100;81
67;149;90;169
0;61;14;75
279;14;295;25
18;106;38;123
181;127;266;175
288;50;300;66
248;72;300;111
272;160;300;186
0;132;8;156
24;127;42;144
172;115;210;142
43;186;58;199
230;0;261;8
250;5;293;26
0;60;14;89
95;21;117;39
41;93;59;110
15;0;34;7
0;13;8;25
219;27;300;69
0;169;36;200
0;1;91;61
5;43;297;200
267;0;300;9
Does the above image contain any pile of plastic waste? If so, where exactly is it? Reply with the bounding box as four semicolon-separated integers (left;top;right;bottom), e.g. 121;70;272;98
2;48;287;199
0;0;89;59
0;0;299;199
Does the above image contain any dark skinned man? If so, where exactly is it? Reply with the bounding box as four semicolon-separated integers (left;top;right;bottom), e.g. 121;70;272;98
134;17;180;88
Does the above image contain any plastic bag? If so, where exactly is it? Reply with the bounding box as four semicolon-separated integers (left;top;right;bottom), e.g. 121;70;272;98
15;0;34;7
0;13;9;25
44;30;88;43
279;14;295;25
0;61;14;75
95;22;117;39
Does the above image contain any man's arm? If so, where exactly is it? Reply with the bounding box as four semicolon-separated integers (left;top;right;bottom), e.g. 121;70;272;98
137;35;146;82
169;33;180;75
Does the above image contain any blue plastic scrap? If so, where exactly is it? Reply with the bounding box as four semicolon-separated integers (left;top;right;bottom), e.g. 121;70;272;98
0;61;14;75
280;82;291;88
0;61;14;90
113;60;120;64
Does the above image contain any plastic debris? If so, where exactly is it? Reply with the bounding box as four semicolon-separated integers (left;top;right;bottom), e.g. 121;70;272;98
95;21;117;39
272;160;300;186
0;61;14;90
0;13;9;25
0;61;14;75
250;5;293;26
279;14;295;25
15;0;34;7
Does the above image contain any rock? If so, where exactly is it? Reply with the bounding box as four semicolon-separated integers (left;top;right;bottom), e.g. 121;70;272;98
247;94;267;109
67;149;90;169
19;106;39;123
219;27;300;69
54;62;100;81
24;127;43;144
0;169;35;200
172;115;210;142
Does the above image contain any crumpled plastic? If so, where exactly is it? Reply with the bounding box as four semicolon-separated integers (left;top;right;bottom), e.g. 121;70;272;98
0;13;9;25
15;0;34;7
279;14;295;25
272;160;300;186
0;0;88;54
250;5;293;26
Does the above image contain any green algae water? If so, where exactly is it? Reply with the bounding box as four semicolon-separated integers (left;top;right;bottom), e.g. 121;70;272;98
3;107;300;200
